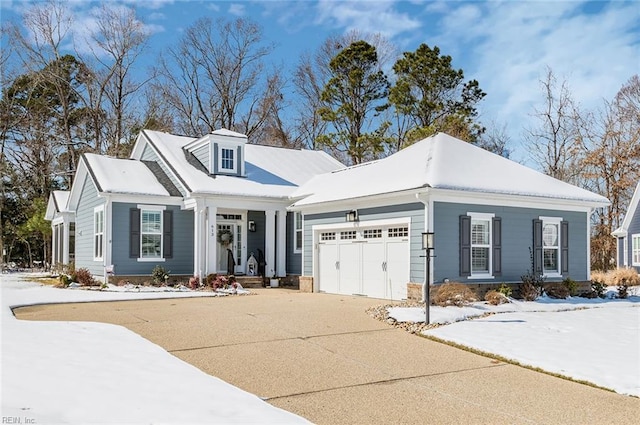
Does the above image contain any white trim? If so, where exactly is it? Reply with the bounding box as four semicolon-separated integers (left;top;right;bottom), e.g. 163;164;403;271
137;204;166;211
468;212;494;278
632;234;640;267
93;205;104;261
619;182;640;232
219;146;237;173
623;236;628;266
540;216;562;277
312;217;410;232
293;211;303;254
139;207;164;260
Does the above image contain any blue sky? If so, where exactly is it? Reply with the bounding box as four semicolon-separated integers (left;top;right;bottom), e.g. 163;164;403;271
1;0;639;164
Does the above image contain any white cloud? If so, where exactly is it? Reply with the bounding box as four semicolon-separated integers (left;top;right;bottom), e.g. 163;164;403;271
314;0;421;39
228;3;246;16
430;1;639;154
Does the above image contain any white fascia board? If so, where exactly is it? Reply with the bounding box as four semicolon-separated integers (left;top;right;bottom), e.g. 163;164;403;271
186;194;290;212
183;134;210;152
611;227;627;238
288;189;422;214
429;188;599;213
103;193;184;206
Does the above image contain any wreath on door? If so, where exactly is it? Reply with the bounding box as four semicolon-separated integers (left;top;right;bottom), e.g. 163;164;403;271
217;228;234;245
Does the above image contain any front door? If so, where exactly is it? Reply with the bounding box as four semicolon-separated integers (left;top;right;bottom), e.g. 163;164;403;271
217;220;243;274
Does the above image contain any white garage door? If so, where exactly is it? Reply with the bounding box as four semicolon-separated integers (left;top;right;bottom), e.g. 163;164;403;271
317;224;410;300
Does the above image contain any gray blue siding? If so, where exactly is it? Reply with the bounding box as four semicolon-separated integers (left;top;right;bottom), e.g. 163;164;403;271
110;202;194;276
193;144;210;171
303;203;425;282
74;175;105;277
433;202;589;283
247;210;265;266
286;212;301;275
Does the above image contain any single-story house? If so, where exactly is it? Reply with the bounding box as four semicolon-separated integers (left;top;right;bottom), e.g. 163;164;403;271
46;129;344;282
47;130;609;299
289;132;609;299
612;180;640;272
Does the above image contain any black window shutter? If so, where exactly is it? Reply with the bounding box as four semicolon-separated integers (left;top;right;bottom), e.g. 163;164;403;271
561;220;569;276
460;215;471;277
492;217;502;276
533;219;543;275
163;209;173;259
130;208;140;258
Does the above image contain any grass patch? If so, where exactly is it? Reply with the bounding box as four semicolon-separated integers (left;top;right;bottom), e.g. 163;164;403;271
21;275;60;286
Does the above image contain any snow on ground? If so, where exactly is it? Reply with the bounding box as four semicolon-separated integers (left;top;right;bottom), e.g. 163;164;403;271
388;289;640;397
1;273;307;424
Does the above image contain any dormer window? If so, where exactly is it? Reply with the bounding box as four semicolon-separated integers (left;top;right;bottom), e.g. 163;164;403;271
183;128;247;177
220;147;236;172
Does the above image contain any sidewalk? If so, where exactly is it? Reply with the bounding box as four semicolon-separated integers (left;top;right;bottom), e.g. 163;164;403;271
17;288;640;424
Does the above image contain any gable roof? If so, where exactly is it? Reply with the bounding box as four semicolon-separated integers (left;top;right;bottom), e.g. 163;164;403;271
613;180;640;237
83;154;171;197
136;130;344;199
45;190;70;220
291;132;610;208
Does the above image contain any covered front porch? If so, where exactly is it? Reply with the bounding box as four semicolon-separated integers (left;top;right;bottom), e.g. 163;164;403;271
186;198;288;280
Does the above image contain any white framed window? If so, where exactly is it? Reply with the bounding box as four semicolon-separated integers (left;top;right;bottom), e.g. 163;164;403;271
469;213;493;276
294;212;303;253
219;147;236;172
141;208;163;259
94;206;104;260
541;216;562;276
632;234;640;266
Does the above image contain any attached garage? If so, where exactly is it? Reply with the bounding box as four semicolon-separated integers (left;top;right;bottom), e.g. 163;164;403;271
315;220;410;300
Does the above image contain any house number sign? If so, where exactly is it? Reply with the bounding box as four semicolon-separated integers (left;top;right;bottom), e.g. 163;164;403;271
211;225;216;237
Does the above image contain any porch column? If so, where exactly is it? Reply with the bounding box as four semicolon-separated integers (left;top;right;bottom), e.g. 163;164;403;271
51;223;58;266
277;209;287;276
62;220;70;265
206;203;218;275
265;209;276;277
193;200;205;278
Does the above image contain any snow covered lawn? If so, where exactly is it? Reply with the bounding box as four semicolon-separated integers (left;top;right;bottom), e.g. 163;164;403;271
1;273;307;424
388;290;640;397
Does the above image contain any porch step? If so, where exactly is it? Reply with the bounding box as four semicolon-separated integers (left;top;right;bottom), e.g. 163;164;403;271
235;276;265;288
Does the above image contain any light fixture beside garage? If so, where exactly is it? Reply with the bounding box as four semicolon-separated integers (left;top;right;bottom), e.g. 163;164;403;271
345;210;358;222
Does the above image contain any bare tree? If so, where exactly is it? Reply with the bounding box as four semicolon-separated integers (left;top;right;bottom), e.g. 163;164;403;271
525;67;583;184
152;17;276;139
84;4;150;156
579;75;640;270
476;120;511;157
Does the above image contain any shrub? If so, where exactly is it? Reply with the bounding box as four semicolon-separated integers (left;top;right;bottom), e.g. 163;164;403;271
151;265;170;285
206;273;218;287
617;284;629;299
75;268;95;286
562;277;578;296
521;247;545;298
590;270;608;286
485;290;510;305
610;267;640;286
189;276;200;289
520;282;539;301
591;280;607;298
544;283;569;299
497;283;513;298
59;274;70;287
433;282;476;307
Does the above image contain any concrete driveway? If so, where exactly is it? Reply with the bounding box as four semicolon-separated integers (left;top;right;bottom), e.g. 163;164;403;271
16;288;639;424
